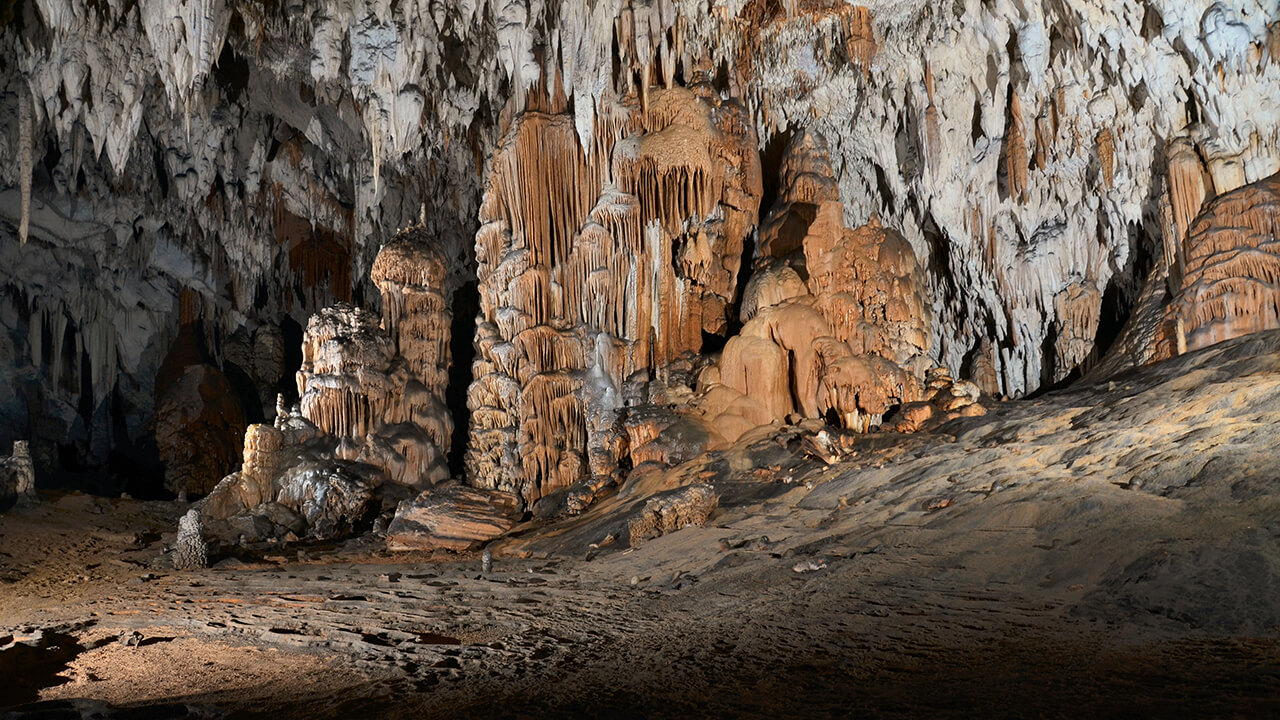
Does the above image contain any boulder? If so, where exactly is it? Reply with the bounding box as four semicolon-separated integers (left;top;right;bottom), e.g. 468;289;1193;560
386;485;522;552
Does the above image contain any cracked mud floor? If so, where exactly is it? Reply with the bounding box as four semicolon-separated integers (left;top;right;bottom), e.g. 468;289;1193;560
6;334;1280;718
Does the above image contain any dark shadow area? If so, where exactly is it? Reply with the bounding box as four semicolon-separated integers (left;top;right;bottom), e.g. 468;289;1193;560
0;632;85;707
447;282;480;478
276;315;304;407
6;632;1279;719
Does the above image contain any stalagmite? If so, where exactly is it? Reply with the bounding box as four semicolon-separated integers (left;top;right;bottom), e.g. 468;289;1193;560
294;226;454;490
0;441;38;509
237;424;283;509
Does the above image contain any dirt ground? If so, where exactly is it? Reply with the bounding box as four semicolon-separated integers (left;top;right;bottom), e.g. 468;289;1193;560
5;334;1280;718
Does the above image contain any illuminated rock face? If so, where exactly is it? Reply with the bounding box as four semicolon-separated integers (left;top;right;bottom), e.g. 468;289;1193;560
466;84;761;507
1;0;1278;492
1155;173;1280;360
296;227;453;490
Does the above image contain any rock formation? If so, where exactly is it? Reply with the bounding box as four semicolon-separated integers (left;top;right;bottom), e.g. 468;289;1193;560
0;441;37;510
189;226;454;549
466;82;761;507
627;483;717;546
296;226;453;490
1154;173;1280;361
695;132;929;442
386;485;522;552
0;0;1276;490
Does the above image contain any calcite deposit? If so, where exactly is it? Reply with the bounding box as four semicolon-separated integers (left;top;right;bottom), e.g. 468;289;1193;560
296;227;453;490
696;132;930;441
3;2;1280;715
466;83;761;507
1155;173;1280;360
0;0;1276;491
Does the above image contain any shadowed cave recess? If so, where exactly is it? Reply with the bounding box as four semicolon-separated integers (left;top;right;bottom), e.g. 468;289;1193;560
2;0;1280;717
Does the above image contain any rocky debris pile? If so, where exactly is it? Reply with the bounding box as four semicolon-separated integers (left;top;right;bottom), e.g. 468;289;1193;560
627;484;717;547
386;485;522;552
0;440;38;510
886;367;987;433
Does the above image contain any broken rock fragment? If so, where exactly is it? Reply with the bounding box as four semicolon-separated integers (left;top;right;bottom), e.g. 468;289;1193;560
627;484;718;546
386;485;523;552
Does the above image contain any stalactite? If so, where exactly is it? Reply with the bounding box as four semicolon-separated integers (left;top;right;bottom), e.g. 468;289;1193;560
1096;127;1115;189
18;88;31;244
1166;138;1216;291
923;63;941;179
1005;91;1027;202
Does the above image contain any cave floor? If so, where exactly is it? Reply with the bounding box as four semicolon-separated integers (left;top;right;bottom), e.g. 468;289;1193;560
7;334;1280;718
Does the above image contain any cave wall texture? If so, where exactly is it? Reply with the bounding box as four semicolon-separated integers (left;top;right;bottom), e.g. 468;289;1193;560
0;0;1277;493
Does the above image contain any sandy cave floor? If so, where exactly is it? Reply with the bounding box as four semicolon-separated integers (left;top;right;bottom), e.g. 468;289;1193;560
6;334;1280;718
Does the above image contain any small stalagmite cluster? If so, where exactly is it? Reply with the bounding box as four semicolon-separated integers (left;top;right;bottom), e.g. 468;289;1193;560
1155;172;1280;360
297;226;454;490
695;131;930;442
466;81;762;508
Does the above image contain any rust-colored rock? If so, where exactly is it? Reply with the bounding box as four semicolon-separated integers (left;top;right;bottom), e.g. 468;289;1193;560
1155;173;1280;360
466;83;762;506
386;485;523;552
